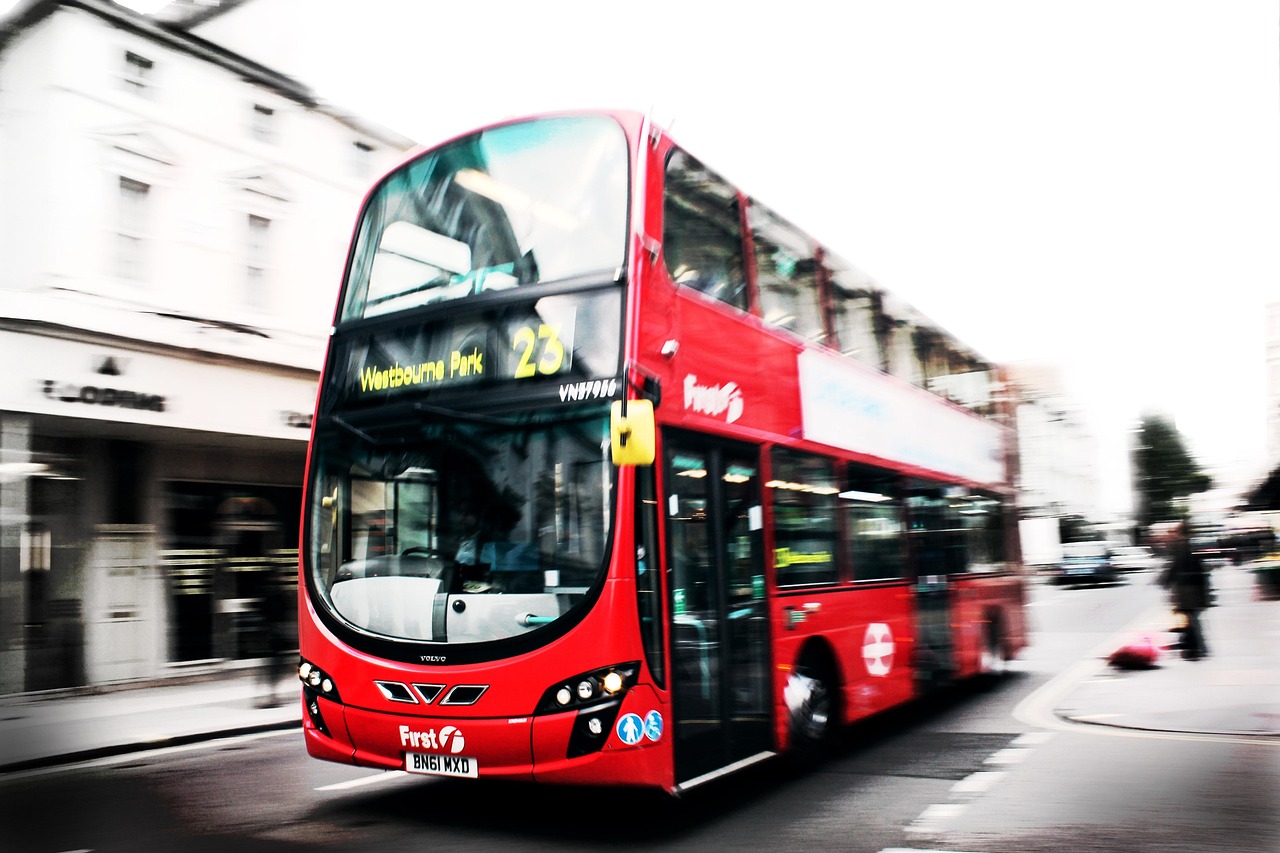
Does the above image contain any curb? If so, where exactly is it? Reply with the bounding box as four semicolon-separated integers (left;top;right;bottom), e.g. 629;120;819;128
0;719;301;775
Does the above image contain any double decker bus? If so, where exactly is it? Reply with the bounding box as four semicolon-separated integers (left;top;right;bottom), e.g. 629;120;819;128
298;110;1027;794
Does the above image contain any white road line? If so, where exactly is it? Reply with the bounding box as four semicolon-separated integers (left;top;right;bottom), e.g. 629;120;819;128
950;770;1005;798
983;747;1030;766
315;770;410;791
904;803;967;835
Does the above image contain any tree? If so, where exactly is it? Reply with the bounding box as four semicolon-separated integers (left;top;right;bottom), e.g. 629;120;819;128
1132;414;1211;530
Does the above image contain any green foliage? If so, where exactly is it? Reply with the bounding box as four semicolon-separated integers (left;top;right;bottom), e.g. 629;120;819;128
1132;414;1212;529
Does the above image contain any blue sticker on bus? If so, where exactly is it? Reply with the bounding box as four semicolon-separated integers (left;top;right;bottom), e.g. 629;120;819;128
643;710;663;742
616;713;644;746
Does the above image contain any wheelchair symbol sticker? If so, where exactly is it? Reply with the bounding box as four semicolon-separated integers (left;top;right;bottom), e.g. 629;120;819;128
643;710;663;742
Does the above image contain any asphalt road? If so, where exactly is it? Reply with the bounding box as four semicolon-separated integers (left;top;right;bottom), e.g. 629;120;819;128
4;572;1277;853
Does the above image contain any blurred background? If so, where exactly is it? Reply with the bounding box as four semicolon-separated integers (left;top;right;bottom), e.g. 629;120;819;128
0;0;1277;695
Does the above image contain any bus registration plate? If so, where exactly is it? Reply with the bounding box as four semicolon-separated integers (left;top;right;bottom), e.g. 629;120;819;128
405;751;479;779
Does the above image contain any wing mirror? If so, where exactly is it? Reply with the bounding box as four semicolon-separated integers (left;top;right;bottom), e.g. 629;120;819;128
610;399;655;467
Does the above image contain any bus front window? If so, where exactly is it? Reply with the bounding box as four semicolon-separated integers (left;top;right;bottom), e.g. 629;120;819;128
307;412;613;647
341;115;628;321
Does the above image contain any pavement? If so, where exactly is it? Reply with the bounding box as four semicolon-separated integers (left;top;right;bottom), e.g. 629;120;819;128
0;564;1276;776
1054;559;1280;739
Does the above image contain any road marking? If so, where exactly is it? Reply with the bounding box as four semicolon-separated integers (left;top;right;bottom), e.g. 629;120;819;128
983;747;1030;765
905;803;967;835
950;770;1005;797
316;770;409;791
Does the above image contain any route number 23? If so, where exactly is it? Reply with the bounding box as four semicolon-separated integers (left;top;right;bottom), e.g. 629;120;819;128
512;324;566;378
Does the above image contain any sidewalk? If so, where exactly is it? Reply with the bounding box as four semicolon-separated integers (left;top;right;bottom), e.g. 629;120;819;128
0;663;300;773
1;565;1276;775
1055;561;1280;738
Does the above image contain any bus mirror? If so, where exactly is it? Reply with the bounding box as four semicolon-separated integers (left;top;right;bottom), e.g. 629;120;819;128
610;400;655;467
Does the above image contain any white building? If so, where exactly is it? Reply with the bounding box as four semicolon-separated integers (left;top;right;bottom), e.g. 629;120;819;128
1008;363;1104;524
0;0;414;692
1267;303;1280;471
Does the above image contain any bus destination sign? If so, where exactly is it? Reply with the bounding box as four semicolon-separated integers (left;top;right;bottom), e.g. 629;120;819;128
337;289;621;406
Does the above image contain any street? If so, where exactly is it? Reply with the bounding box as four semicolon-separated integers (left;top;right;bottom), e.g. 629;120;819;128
3;570;1277;853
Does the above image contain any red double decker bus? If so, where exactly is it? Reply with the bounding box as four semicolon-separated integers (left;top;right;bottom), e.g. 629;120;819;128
298;110;1027;794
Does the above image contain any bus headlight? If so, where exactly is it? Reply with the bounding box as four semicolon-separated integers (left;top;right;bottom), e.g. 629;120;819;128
537;662;640;714
601;671;624;694
537;663;642;760
297;658;342;702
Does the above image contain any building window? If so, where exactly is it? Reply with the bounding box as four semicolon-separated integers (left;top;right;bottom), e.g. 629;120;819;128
122;51;153;95
352;141;374;178
246;214;270;310
251;104;275;144
116;176;150;283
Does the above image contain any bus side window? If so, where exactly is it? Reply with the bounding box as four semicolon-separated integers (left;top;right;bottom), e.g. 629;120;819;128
826;253;885;372
769;448;839;587
907;486;969;575
842;464;905;582
749;202;824;344
662;149;748;311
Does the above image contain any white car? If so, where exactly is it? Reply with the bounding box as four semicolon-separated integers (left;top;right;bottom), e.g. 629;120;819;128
1111;545;1161;572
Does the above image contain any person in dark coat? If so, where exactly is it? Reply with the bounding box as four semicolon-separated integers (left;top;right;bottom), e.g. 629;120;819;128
1166;521;1210;660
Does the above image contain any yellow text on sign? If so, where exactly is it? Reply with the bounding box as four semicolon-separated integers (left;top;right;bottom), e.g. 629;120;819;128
512;324;566;379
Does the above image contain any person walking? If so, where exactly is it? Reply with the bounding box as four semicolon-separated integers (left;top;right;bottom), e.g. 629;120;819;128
1166;521;1211;660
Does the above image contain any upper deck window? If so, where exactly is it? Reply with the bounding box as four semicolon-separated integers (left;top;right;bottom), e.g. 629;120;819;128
663;149;747;311
340;116;628;322
750;204;825;344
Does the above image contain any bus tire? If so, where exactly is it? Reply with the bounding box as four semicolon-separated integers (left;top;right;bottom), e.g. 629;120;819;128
978;617;1006;686
786;652;837;764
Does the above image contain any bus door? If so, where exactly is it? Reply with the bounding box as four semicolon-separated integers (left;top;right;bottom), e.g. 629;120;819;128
664;436;772;785
907;488;958;691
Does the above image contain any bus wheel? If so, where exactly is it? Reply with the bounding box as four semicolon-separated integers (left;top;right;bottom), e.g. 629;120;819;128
979;620;1006;685
786;659;835;759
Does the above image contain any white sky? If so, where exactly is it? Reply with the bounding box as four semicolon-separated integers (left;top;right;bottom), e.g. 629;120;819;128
9;0;1280;514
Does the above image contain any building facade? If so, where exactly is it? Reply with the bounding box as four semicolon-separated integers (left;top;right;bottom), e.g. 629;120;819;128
0;0;414;692
1008;363;1104;524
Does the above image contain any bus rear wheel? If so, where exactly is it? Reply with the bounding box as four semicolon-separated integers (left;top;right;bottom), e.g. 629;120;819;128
978;619;1007;685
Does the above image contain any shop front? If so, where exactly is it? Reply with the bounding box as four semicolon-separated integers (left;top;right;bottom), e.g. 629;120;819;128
0;330;317;693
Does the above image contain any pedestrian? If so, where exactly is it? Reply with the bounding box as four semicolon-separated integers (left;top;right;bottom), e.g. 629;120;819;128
254;567;293;707
1165;521;1211;660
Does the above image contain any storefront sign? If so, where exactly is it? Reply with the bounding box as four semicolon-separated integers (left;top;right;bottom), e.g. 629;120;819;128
41;380;166;412
3;331;318;441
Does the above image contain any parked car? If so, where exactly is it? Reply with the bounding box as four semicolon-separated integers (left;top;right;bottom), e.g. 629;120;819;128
1053;541;1118;585
1110;545;1161;573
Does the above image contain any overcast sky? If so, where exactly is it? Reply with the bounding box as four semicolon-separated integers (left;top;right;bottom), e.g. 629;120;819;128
11;0;1280;514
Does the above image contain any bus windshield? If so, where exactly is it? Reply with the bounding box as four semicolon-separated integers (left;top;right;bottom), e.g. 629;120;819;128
340;115;629;322
306;408;613;646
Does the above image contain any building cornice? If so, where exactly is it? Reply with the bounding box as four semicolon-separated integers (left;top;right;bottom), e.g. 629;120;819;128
0;307;321;381
1;1;416;149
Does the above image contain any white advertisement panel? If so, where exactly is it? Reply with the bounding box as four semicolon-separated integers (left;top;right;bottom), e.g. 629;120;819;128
1;332;317;441
798;349;1005;486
